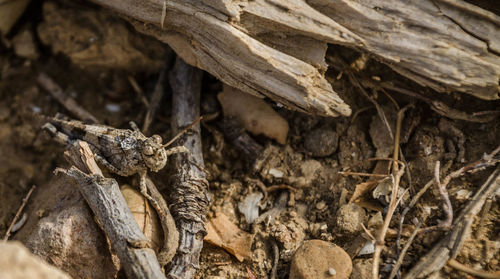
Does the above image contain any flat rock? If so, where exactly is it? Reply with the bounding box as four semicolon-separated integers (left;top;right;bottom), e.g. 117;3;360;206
218;85;289;144
290;240;352;279
0;241;71;279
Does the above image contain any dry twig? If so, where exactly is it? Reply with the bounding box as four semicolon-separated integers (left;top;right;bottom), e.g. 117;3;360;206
379;83;500;123
142;65;167;134
270;237;279;279
388;219;422;279
447;259;500;279
404;164;500;279
127;75;150;108
167;57;209;279
419;161;453;232
61;140;166;279
418;145;500;233
3;185;36;241
372;105;410;279
37;73;99;124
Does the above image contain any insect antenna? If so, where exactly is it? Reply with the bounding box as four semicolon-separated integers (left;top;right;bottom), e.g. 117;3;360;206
162;116;203;148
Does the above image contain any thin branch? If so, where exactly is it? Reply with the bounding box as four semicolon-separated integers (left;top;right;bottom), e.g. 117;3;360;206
447;259;500;279
270;237;279;279
167;57;209;279
419;161;453;232
142;66;167;134
372;167;405;279
372;105;410;279
127;75;150;108
37;73;99;124
418;145;500;233
404;165;500;279
338;171;389;178
388;219;422;279
3;185;36;241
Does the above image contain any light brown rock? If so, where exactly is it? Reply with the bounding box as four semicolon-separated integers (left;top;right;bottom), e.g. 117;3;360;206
12;29;39;59
0;241;71;279
290;240;352;279
218;85;289;144
14;178;118;279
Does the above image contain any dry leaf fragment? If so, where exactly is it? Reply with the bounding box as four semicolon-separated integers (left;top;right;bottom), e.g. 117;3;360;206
121;184;163;252
349;181;378;204
218;85;289;144
204;212;254;262
349;180;384;211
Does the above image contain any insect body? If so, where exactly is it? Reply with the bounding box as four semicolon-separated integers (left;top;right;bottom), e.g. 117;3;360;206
43;117;188;197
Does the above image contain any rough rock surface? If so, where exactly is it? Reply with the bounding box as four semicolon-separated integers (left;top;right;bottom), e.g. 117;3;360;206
336;203;366;234
14;178;117;279
351;258;373;279
0;241;71;279
289;240;352;279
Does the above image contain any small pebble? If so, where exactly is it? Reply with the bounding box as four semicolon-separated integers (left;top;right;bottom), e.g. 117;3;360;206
31;106;41;113
328;268;337;276
268;168;284;178
357;241;375;256
316;201;326;210
105;103;121;112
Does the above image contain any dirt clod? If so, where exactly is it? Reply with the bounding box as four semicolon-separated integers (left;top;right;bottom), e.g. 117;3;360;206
304;127;338;157
351;258;373;279
289;240;352;279
336;203;366;234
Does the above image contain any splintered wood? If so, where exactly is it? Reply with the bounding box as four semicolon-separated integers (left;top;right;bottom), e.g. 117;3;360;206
85;0;497;117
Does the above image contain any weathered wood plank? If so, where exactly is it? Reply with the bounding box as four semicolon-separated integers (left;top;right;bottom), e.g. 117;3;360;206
86;0;500;115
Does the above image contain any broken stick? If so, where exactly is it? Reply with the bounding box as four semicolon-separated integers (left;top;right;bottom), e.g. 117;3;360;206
142;64;168;134
61;140;166;279
37;73;99;124
167;57;209;279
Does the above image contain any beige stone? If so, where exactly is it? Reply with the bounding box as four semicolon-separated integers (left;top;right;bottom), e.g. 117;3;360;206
0;241;71;279
290;240;352;279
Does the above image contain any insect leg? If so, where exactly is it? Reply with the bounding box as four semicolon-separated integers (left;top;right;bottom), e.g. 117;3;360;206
165;146;190;156
129;121;141;133
138;171;155;203
87;146;131;177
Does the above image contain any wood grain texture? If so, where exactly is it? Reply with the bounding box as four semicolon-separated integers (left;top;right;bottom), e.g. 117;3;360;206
87;0;499;115
167;58;209;279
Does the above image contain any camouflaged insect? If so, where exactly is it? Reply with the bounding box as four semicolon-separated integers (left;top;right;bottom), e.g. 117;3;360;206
43;117;188;196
